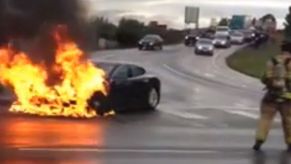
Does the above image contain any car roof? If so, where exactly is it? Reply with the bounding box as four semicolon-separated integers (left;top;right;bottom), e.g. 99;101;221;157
93;60;145;74
93;60;140;67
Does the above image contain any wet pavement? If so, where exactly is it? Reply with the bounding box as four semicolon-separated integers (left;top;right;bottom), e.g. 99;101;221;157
0;45;289;163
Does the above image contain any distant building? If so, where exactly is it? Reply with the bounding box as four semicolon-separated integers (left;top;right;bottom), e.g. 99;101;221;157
149;21;168;31
149;21;159;27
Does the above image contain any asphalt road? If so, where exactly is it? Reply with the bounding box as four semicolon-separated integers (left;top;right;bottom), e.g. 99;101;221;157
0;44;290;164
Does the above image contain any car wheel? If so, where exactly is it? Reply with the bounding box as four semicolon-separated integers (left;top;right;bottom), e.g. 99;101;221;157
88;92;110;116
146;87;160;110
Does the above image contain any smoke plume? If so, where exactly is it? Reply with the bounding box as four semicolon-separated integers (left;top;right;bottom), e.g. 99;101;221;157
0;0;88;85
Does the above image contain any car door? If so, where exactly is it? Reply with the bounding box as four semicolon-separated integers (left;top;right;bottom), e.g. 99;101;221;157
127;65;148;108
110;65;134;110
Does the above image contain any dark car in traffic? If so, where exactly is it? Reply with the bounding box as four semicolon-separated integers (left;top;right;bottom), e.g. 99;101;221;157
138;34;164;50
242;30;256;42
185;32;214;47
89;62;161;115
184;34;199;46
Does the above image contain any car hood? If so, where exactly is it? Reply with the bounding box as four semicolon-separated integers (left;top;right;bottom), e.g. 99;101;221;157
231;36;243;40
196;44;213;49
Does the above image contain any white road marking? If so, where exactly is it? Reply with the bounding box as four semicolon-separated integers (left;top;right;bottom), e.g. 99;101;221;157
204;73;215;78
18;148;217;155
191;105;259;111
227;110;259;119
234;103;249;108
224;110;280;122
162;109;208;120
193;87;201;93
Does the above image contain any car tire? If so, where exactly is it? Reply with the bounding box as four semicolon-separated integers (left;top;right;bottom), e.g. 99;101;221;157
88;92;110;116
145;87;160;110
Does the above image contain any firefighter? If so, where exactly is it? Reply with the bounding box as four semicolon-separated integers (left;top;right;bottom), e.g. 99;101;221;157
253;43;291;151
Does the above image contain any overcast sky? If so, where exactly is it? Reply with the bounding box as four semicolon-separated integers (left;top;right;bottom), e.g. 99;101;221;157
84;0;290;29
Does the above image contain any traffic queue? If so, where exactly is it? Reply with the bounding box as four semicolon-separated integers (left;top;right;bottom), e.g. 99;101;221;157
184;26;268;56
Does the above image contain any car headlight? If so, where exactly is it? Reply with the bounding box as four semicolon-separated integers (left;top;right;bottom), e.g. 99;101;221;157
185;36;189;39
139;41;143;44
198;46;203;49
150;42;154;46
221;41;226;44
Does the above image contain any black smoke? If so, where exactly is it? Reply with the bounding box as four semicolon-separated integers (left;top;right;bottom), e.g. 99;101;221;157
0;0;88;85
0;0;85;40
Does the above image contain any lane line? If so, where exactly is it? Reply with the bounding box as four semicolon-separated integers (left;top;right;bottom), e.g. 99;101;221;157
161;108;208;120
228;110;259;119
223;110;280;122
18;148;217;155
180;105;259;111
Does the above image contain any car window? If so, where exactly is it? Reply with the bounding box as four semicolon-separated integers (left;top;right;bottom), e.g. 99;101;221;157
112;65;131;80
130;66;146;77
95;63;116;75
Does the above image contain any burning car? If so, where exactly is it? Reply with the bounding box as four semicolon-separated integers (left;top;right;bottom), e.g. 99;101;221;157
0;26;112;118
89;62;161;115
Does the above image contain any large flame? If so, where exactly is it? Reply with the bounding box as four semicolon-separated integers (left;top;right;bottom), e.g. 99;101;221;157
0;26;108;118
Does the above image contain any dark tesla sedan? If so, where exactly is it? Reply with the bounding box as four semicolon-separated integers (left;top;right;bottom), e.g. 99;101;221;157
138;34;164;50
88;62;161;115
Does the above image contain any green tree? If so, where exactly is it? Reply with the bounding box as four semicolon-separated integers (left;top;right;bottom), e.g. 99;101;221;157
93;17;117;40
218;18;229;26
284;7;291;43
261;14;276;23
116;18;146;47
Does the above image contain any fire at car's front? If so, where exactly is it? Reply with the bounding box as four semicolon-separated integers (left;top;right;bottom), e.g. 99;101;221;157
0;26;114;118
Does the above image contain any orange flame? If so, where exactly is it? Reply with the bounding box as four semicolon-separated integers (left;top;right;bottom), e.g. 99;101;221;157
0;26;108;118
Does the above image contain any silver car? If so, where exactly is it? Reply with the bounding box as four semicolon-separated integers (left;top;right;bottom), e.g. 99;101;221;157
230;32;245;44
213;35;231;48
194;38;214;56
